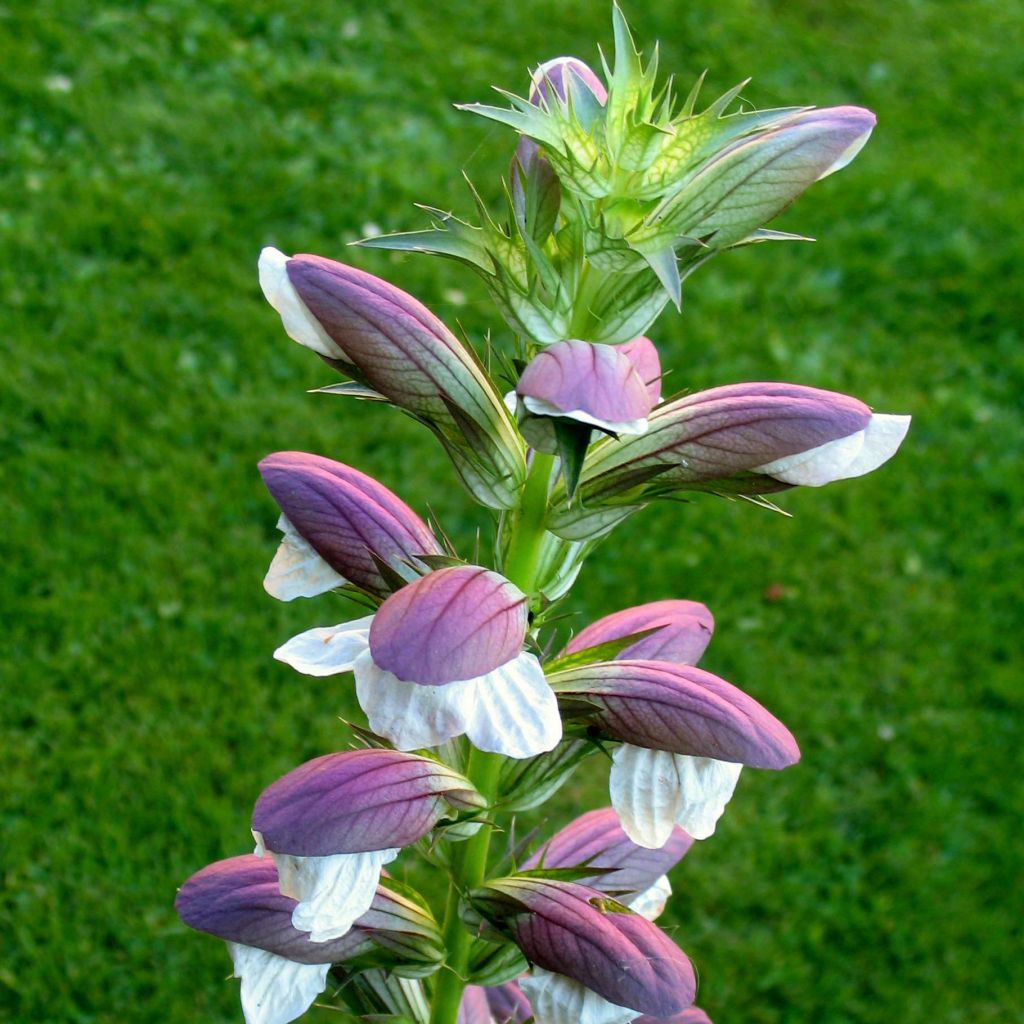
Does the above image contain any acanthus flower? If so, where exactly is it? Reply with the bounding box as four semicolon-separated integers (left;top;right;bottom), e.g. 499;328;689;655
274;565;562;757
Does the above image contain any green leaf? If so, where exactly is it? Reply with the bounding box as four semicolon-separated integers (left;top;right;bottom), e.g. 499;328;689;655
543;628;662;674
553;418;593;502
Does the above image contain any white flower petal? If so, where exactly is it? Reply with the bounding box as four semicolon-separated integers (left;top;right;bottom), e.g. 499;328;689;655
753;413;910;486
464;652;562;758
228;943;330;1024
269;847;398;943
625;874;672;921
522;396;649;437
520;968;640;1024
355;651;478;750
264;515;347;601
273;617;373;677
609;745;743;846
258;247;345;360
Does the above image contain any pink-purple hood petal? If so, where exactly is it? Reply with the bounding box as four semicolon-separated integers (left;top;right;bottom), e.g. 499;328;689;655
563;599;714;665
251;749;483;856
516;340;654;432
259;451;442;598
468;877;695;1017
550;659;800;768
369;566;528;685
175;854;441;967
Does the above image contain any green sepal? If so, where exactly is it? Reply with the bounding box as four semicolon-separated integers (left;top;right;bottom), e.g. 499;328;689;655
553;418;593;502
495;739;593;812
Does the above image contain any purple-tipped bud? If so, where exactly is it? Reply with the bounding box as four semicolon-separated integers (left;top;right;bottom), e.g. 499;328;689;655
369;566;528;686
641;105;877;250
515;340;653;437
552;382;910;536
563;600;714;666
175;855;443;968
528;57;608;106
550;660;800;769
523;807;693;895
259;249;525;510
258;451;442;599
618;336;662;404
467;878;695;1017
252;749;484;857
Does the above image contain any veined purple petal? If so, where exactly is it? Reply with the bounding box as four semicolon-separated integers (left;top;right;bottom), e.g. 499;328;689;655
252;749;483;857
516;340;653;433
469;878;695;1017
523;807;692;895
259;452;442;599
564;600;714;666
618;336;662;404
485;980;533;1024
369;566;528;686
550;660;800;769
579;382;873;496
175;855;433;967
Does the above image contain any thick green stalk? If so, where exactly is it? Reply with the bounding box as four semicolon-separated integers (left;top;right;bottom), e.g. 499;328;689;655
429;452;556;1024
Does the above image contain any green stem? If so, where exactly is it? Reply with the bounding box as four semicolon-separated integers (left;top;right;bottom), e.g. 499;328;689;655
429;749;502;1024
501;451;555;595
430;453;556;1024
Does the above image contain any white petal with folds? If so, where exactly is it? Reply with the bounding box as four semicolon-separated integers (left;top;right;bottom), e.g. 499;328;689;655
609;745;743;847
754;413;910;486
626;874;672;921
520;968;640;1024
355;652;477;750
264;515;347;602
268;847;398;943
273;617;374;677
258;247;345;360
355;650;562;758
228;943;330;1024
522;396;649;437
464;652;562;758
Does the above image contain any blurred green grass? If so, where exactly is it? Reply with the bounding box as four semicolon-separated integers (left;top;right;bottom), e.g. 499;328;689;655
1;1;1021;1021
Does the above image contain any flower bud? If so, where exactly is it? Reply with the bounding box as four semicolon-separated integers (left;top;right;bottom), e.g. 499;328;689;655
523;807;692;897
466;877;695;1018
251;749;483;942
175;855;444;1024
258;451;442;601
632;106;877;252
274;566;562;758
551;660;798;768
484;980;533;1024
512;340;653;444
563;600;713;666
550;659;799;846
259;249;526;509
549;382;910;539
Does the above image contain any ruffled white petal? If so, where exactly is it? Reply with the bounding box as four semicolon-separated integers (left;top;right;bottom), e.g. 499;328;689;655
227;943;330;1024
753;413;910;486
355;650;561;757
464;652;562;758
258;247;345;360
625;874;672;921
520;968;640;1024
355;650;477;750
522;395;649;437
264;515;346;601
273;617;373;677
609;744;743;847
263;846;398;943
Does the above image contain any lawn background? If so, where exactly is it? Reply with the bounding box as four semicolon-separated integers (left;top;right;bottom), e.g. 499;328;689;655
2;1;1022;1022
